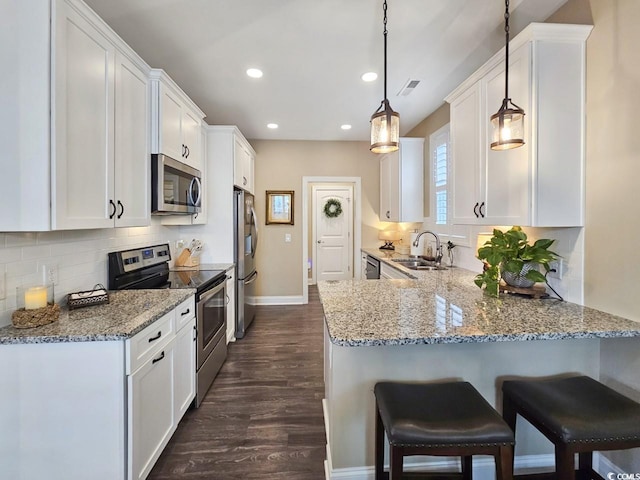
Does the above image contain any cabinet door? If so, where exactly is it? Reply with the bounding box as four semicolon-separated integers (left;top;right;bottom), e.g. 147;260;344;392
182;107;201;169
450;83;482;225
234;137;249;190
159;86;183;161
174;319;196;421
114;51;150;228
52;0;115;230
379;153;399;222
226;270;236;343
129;340;176;480
483;44;530;225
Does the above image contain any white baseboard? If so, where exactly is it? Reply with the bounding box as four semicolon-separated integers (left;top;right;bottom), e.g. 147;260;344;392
253;295;304;305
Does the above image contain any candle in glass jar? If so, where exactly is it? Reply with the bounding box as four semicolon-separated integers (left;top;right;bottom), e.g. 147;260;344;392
24;286;48;310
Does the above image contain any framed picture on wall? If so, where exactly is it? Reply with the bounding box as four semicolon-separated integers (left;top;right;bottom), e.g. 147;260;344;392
266;190;294;225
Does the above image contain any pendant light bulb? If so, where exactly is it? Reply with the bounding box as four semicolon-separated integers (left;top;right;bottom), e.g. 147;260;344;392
370;0;399;154
490;0;525;151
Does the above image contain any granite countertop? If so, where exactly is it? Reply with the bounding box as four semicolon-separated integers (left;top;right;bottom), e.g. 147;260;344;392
319;249;640;347
0;289;195;345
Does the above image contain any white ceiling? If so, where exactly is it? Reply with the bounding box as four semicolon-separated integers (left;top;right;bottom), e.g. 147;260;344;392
85;0;569;142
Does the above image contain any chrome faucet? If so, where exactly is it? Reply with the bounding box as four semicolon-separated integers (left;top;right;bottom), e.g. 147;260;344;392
412;230;443;265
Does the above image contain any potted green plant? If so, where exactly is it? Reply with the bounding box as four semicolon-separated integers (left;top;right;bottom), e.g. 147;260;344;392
474;226;558;297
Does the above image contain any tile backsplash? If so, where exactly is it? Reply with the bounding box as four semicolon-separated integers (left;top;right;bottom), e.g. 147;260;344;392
0;220;181;327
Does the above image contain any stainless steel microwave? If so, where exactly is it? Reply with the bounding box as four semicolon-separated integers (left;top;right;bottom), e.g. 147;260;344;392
151;154;202;214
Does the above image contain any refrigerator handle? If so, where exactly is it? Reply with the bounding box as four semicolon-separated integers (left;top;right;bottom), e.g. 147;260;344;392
250;206;259;258
244;271;258;285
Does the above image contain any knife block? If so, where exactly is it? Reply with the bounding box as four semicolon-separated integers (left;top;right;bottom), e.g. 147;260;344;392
174;248;200;267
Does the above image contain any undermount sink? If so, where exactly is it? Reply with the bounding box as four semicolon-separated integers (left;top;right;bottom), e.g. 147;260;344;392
391;258;447;271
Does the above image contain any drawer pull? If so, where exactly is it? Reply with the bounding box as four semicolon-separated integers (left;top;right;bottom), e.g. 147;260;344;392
148;331;162;343
180;308;190;316
152;351;165;364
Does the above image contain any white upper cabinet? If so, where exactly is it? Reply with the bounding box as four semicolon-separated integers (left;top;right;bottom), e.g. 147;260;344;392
1;0;150;231
379;137;424;223
446;23;592;227
150;70;205;171
233;135;255;194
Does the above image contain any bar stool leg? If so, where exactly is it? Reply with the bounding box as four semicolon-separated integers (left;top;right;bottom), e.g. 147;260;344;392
375;405;384;480
389;445;403;480
496;445;514;480
461;455;473;480
555;444;575;480
578;452;592;480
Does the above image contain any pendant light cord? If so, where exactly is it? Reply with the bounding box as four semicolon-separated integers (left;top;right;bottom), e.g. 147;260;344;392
503;0;510;106
383;0;389;103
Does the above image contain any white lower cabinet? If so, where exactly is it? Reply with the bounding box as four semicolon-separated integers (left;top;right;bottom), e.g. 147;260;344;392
226;269;236;343
174;317;196;419
380;263;411;280
127;297;196;480
128;339;176;480
0;295;197;480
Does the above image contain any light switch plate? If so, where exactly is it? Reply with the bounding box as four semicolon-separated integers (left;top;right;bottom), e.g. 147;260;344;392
285;234;292;243
0;271;5;300
42;264;59;286
548;259;563;280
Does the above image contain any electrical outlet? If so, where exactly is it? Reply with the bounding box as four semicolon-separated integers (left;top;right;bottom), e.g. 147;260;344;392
285;234;292;243
176;239;185;250
0;271;5;300
42;264;59;286
548;259;563;280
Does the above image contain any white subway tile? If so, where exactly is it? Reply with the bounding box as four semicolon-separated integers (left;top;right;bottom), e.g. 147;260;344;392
0;247;22;263
22;245;52;261
5;232;37;247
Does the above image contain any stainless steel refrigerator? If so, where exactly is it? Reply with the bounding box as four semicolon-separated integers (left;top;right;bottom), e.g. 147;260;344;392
234;189;258;338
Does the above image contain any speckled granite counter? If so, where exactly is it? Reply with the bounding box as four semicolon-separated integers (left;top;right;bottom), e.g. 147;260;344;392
320;250;640;346
0;289;195;345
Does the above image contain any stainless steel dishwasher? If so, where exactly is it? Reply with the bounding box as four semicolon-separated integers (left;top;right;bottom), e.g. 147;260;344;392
365;255;380;279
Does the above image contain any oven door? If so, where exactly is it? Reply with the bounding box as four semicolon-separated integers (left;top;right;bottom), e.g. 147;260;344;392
196;279;226;369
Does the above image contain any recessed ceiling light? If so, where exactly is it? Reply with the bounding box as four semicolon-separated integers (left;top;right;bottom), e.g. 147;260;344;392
361;72;378;82
246;68;263;78
341;124;352;130
267;123;278;129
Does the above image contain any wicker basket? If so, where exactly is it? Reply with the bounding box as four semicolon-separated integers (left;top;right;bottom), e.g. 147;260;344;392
67;284;109;310
12;303;60;329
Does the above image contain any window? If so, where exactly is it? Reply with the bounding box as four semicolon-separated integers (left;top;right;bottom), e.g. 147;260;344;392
426;124;471;247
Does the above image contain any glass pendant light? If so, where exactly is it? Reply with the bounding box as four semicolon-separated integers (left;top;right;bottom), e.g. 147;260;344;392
490;0;525;150
370;0;399;154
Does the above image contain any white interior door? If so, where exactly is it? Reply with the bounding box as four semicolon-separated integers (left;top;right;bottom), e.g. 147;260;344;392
314;185;353;282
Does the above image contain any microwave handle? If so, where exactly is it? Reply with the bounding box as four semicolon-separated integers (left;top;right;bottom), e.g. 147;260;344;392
188;177;202;207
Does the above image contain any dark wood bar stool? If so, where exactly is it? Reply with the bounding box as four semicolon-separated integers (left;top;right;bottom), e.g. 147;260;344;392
502;375;640;480
374;381;515;479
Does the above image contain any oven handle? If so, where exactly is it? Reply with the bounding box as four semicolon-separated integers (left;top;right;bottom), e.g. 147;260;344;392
198;278;226;303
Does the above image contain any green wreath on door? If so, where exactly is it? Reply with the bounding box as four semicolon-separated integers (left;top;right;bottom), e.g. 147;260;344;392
323;198;343;218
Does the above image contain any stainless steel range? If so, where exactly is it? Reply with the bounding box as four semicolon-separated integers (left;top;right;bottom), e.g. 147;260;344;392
108;243;227;407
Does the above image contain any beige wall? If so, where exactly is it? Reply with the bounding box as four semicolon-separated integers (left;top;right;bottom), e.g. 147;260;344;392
251;140;381;297
548;0;640;472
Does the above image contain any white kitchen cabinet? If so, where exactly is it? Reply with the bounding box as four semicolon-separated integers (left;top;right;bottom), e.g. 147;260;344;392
379;138;424;223
174;317;196;424
1;0;150;231
162;123;208;226
380;262;411;280
446;23;592;227
150;69;205;170
234;135;256;193
226;269;236;343
128;339;175;480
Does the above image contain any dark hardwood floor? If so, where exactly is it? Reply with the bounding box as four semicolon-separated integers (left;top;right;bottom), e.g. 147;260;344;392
148;286;326;480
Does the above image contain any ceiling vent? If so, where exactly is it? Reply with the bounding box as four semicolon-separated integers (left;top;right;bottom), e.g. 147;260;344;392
397;79;420;96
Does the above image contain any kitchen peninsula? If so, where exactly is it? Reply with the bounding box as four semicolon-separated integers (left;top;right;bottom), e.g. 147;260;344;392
319;253;640;478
